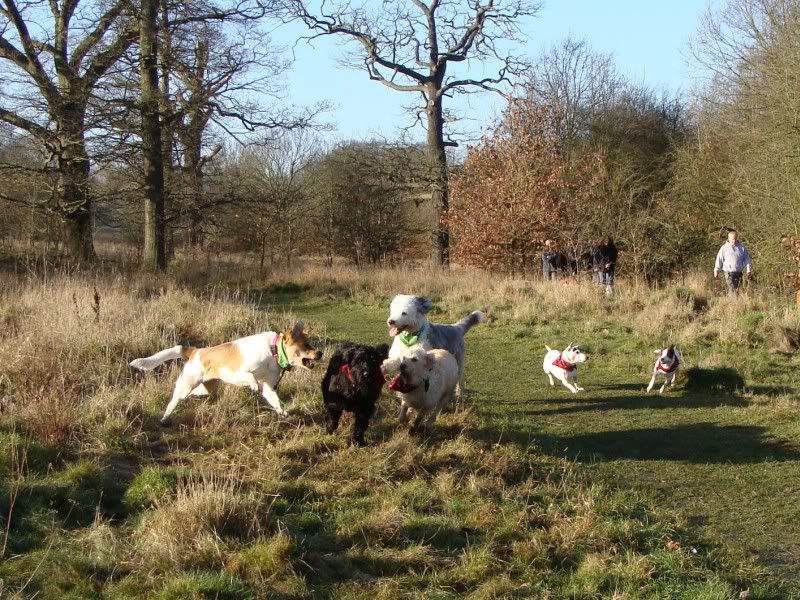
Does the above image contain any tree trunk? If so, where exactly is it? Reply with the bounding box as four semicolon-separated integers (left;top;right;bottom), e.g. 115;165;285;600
140;0;166;272
426;90;450;267
57;108;95;262
183;136;204;247
63;209;94;261
159;0;175;260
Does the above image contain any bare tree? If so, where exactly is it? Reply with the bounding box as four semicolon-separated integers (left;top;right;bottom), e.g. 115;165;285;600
0;0;141;260
526;36;622;146
163;21;321;248
289;0;540;266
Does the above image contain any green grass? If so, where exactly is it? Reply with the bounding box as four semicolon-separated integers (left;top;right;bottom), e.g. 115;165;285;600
259;288;800;588
1;278;798;598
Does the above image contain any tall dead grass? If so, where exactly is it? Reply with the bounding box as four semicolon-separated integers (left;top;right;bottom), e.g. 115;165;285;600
0;262;782;597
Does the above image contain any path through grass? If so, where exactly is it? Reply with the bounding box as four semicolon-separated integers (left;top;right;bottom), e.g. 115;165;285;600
273;288;800;586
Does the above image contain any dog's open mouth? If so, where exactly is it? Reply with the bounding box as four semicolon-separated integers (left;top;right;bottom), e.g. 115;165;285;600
301;358;316;369
387;374;415;393
388;324;401;337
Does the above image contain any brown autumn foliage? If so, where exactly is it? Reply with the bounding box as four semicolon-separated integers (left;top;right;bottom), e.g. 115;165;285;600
448;100;604;274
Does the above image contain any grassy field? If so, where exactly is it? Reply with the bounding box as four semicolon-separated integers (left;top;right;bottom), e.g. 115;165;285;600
0;257;798;598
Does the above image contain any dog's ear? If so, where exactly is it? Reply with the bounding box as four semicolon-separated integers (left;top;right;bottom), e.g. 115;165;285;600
654;349;662;354
424;352;436;370
289;321;305;338
414;297;433;314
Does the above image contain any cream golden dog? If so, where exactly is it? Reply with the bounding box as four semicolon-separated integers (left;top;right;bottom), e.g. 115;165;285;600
130;322;321;424
381;348;459;432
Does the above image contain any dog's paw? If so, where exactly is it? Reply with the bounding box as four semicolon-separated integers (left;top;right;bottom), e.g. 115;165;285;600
159;418;171;428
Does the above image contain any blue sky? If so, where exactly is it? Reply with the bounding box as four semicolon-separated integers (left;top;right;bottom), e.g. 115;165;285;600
271;1;709;142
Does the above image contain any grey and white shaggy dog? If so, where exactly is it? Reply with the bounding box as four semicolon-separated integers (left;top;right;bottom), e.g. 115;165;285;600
386;294;485;400
320;342;390;446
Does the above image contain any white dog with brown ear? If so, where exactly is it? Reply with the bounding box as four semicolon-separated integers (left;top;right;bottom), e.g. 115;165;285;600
386;294;485;401
129;322;322;424
381;348;459;432
647;345;682;394
543;343;588;393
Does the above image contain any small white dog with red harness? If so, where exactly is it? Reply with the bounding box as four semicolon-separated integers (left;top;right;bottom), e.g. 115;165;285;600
543;343;587;393
646;345;682;394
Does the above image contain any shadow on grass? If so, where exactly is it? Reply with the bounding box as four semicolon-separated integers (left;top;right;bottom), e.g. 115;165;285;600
524;422;798;464
518;391;749;418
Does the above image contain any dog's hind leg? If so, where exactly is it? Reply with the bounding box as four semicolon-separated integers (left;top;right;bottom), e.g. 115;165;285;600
161;369;202;424
545;370;555;386
191;379;220;397
259;382;288;417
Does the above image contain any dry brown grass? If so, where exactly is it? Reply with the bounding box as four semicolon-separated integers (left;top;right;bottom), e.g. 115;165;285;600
0;260;788;598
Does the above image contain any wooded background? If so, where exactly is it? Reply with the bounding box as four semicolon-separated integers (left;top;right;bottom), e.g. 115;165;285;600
1;0;798;285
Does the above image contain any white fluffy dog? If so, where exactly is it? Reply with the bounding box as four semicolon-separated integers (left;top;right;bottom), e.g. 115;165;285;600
543;343;588;393
381;348;459;432
646;345;682;394
386;294;485;399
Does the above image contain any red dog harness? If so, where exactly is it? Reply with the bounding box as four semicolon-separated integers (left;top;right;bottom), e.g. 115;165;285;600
340;363;386;389
552;354;577;372
340;363;354;382
656;357;680;374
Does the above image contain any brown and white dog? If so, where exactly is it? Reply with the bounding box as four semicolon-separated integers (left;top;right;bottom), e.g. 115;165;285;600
381;348;459;432
646;345;682;394
129;322;322;424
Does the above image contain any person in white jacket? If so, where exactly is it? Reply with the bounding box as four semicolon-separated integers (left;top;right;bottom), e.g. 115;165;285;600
714;229;753;293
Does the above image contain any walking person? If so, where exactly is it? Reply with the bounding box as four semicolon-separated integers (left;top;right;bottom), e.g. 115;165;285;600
541;240;563;281
714;229;753;294
593;237;618;295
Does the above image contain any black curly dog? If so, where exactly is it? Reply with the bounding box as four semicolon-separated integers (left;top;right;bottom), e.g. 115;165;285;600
321;343;390;446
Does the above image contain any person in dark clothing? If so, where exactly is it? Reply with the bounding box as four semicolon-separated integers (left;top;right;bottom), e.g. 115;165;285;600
593;237;618;294
541;240;565;281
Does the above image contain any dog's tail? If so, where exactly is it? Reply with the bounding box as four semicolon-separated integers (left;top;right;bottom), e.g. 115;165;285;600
545;345;553;352
129;345;196;371
453;310;486;334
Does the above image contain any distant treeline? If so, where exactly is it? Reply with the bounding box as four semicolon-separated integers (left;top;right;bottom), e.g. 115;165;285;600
1;0;798;287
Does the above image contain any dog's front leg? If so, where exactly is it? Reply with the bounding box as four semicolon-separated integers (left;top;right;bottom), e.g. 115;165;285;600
561;378;579;393
324;403;343;434
351;407;374;446
398;401;410;424
260;383;288;417
410;409;427;433
646;374;656;393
